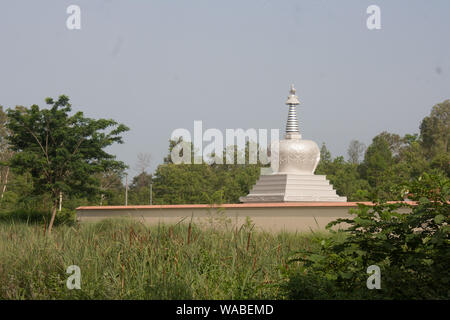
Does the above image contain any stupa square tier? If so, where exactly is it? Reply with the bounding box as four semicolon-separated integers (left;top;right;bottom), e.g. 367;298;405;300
240;174;347;203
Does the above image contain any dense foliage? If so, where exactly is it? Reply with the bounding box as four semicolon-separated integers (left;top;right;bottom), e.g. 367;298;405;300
154;99;449;204
152;141;262;204
2;96;128;231
0;95;448;300
285;173;449;299
314;100;448;202
0;98;448;211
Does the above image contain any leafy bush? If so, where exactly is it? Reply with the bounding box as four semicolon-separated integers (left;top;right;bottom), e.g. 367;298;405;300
285;173;449;299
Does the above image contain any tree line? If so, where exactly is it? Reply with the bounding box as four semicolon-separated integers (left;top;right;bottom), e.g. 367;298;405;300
0;96;448;231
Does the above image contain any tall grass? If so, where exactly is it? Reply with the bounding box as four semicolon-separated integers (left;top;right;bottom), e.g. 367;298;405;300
0;218;327;300
0;208;76;226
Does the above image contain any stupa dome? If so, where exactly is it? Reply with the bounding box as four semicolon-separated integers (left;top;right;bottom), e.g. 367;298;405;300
277;138;320;174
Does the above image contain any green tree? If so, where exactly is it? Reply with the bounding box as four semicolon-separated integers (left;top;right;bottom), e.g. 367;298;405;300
420;100;450;160
95;168;125;205
128;152;153;205
152;139;261;204
0;106;14;202
394;134;430;182
6;95;129;233
316;142;332;174
347;140;366;164
359;133;396;199
327;157;370;201
129;171;153;205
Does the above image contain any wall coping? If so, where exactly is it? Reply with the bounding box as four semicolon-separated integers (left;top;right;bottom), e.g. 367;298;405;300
76;201;417;211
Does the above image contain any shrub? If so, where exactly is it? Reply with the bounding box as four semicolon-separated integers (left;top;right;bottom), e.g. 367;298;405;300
285;172;449;299
0;208;76;226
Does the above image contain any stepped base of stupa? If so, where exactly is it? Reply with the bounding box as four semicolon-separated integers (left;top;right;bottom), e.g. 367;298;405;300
239;174;347;203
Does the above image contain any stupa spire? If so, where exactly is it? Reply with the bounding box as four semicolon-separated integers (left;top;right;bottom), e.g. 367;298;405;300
285;84;301;139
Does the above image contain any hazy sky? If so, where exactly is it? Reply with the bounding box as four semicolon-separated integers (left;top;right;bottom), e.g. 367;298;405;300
1;1;449;176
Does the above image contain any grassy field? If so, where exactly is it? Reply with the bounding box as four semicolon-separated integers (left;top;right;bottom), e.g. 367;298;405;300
0;217;329;300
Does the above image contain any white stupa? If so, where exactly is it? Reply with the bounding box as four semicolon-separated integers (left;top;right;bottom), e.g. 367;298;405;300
240;85;347;203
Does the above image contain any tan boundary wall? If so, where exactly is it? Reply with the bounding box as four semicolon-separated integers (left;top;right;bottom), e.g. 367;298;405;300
76;202;414;233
